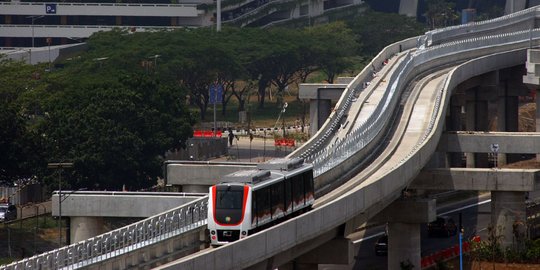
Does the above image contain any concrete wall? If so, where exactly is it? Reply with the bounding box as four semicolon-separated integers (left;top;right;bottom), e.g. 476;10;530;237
438;132;540;153
52;192;202;218
165;161;256;189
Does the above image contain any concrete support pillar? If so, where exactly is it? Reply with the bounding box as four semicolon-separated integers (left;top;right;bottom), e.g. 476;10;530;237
505;0;527;14
537;89;540;161
399;0;418;17
70;216;105;244
182;184;209;193
448;96;464;167
466;91;489;168
309;98;331;136
491;191;527;248
388;222;421;269
502;94;520;164
465;98;476;168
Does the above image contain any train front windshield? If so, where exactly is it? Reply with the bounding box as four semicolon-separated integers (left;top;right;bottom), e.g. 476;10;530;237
215;185;245;225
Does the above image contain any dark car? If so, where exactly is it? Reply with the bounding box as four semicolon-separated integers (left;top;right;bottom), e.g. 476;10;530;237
374;234;388;256
0;203;17;222
428;216;457;237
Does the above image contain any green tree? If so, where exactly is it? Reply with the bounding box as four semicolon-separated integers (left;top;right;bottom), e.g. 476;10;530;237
307;22;358;83
39;73;195;190
0;58;46;185
348;11;425;56
425;0;459;29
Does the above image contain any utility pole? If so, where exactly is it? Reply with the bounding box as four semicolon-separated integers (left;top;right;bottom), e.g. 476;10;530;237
47;162;73;248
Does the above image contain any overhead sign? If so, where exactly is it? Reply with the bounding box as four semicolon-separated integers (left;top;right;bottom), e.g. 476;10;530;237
209;84;223;104
45;4;57;14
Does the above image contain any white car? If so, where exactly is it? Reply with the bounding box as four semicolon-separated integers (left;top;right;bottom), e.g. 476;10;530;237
0;204;17;222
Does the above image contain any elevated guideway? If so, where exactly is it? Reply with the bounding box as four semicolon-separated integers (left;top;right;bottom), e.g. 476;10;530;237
4;6;540;270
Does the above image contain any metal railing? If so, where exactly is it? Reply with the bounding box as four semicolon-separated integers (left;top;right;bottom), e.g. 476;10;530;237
0;196;208;270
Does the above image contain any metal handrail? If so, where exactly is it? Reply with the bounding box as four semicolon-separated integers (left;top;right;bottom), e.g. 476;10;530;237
0;196;208;270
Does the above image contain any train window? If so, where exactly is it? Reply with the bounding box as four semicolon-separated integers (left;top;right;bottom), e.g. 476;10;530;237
256;187;271;222
252;192;257;225
285;179;292;212
304;171;314;200
216;190;243;209
271;182;284;215
291;173;304;206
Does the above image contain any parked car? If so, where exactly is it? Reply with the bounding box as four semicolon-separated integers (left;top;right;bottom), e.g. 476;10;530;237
0;203;17;222
374;234;388;256
427;216;457;237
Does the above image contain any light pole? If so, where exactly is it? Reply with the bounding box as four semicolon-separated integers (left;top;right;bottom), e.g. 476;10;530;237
27;15;44;48
217;0;221;31
47;162;73;248
149;54;160;72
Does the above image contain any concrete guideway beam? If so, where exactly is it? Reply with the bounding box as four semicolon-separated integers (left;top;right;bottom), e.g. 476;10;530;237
399;0;418;17
437;131;540;154
52;192;201;217
410;168;540;191
166;161;257;190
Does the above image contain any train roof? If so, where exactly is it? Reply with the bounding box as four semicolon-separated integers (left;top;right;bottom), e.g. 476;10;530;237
219;169;272;184
256;157;304;171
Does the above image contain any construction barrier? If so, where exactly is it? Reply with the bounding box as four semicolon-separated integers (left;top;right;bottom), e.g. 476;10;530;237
274;139;296;148
421;236;481;269
193;130;223;138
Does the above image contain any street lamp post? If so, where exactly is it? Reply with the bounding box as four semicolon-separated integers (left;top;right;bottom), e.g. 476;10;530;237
47;162;73;248
27;15;44;48
217;0;221;31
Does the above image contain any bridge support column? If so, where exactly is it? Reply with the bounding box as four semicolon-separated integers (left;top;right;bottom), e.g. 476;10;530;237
399;0;418;17
373;198;435;270
448;94;465;167
491;191;527;248
388;222;421;269
70;216;105;244
309;98;331;136
505;0;527;14
497;84;520;165
182;184;208;193
522;49;540;161
537;92;540;161
280;238;353;270
465;90;489;168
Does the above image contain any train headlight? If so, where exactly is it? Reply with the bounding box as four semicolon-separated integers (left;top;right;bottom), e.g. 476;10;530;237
242;231;247;236
211;230;216;235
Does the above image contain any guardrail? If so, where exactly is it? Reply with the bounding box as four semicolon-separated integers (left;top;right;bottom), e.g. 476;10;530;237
293;37;418;167
0;196;208;270
426;5;539;46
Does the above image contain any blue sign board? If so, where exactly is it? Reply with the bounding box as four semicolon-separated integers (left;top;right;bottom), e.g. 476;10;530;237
209;84;223;104
45;4;57;14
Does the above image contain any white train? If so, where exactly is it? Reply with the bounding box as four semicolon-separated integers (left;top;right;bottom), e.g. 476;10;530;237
207;158;314;245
